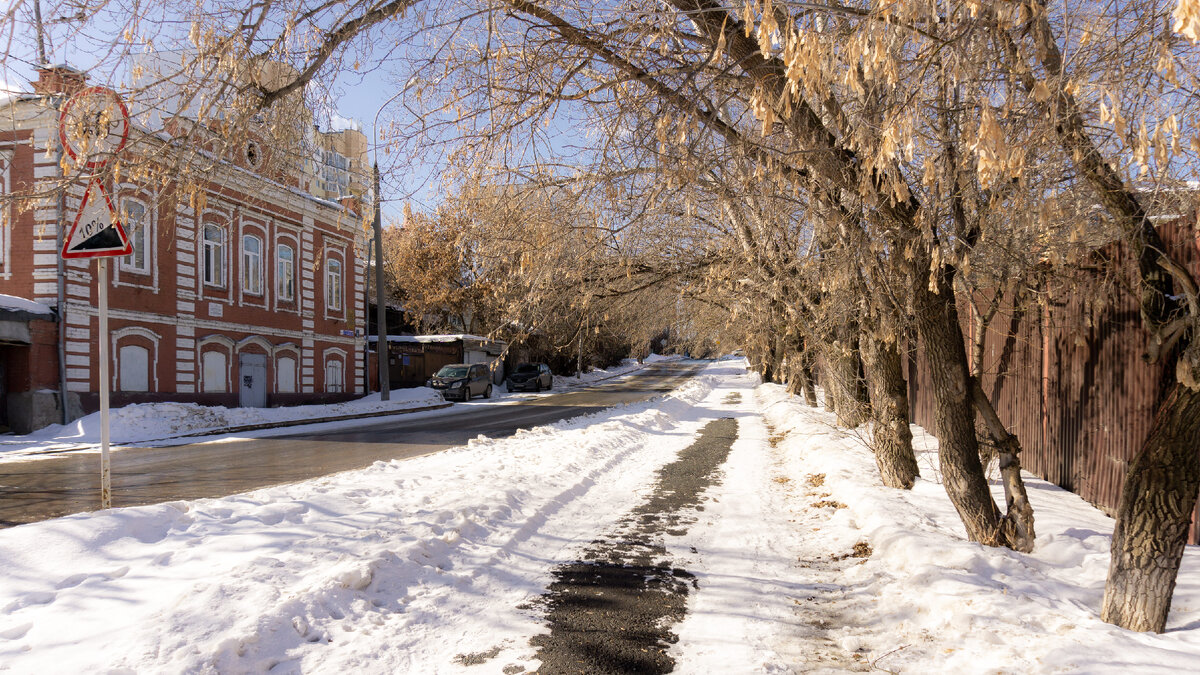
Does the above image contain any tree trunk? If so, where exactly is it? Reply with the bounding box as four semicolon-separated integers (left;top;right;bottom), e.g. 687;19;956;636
1101;383;1200;633
971;380;1036;553
860;333;920;489
799;351;818;407
1002;1;1200;628
913;270;1009;547
824;332;869;427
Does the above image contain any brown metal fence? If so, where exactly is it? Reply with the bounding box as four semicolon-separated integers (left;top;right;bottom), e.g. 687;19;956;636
904;218;1200;544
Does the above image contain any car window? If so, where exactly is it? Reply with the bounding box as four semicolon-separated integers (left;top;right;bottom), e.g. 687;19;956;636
472;366;485;377
435;366;469;378
516;364;538;373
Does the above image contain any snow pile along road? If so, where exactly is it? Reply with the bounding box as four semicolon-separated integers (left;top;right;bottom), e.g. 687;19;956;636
0;356;675;460
746;381;1200;673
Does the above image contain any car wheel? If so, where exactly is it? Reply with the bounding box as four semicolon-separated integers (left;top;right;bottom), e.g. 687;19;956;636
546;377;552;390
533;380;541;393
485;384;492;399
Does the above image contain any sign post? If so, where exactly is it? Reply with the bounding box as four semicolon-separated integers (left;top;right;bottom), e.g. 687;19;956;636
59;86;130;510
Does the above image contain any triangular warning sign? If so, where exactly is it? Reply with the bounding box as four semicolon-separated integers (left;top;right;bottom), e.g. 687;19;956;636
62;179;132;259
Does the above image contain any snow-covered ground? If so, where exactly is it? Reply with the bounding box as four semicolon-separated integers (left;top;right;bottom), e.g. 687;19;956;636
0;357;1196;673
0;356;667;462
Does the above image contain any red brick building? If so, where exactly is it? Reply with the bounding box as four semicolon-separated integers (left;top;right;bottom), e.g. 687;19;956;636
0;66;369;433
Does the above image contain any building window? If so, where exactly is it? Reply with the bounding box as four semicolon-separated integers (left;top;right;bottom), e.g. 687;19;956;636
120;199;149;273
325;257;342;312
277;355;297;393
202;351;227;392
1;151;10;272
325;358;344;393
277;244;295;301
203;224;225;287
242;234;263;295
118;345;150;392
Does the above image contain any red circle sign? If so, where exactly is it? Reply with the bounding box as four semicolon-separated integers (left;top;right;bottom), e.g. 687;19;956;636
58;86;130;168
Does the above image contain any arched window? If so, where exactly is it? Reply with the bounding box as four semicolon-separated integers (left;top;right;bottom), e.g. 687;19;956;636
325;358;344;393
242;234;262;295
203;224;225;287
276;243;295;301
325;257;342;312
202;351;228;392
277;355;297;393
118;345;149;392
120;199;150;273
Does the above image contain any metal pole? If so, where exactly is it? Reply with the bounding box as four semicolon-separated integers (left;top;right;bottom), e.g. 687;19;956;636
576;317;583;378
363;229;372;394
374;163;389;400
55;146;68;424
33;0;47;65
98;258;111;509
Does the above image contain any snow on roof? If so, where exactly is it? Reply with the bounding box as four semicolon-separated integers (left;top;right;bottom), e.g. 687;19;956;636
0;294;54;317
367;334;503;345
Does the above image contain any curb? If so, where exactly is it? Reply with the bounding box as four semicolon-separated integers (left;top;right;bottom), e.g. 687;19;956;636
5;402;455;457
173;402;455;440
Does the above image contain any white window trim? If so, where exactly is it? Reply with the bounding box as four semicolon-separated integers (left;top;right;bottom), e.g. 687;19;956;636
275;235;298;310
111;326;161;392
323;347;347;393
323;249;344;319
117;192;153;276
274;343;300;393
240;230;265;302
200;216;230;293
0;150;12;280
198;335;235;393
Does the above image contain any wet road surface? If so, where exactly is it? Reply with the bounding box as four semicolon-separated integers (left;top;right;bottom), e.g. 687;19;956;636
0;363;700;527
527;417;738;674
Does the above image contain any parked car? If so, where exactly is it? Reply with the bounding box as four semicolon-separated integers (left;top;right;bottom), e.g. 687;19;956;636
506;362;553;392
427;363;493;401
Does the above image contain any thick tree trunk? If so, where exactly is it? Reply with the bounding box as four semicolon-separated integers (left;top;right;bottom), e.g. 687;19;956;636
860;333;920;489
1101;383;1200;633
914;272;1010;547
1001;2;1200;628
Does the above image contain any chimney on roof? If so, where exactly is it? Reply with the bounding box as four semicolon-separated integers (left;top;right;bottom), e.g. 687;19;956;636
339;195;362;216
33;64;88;96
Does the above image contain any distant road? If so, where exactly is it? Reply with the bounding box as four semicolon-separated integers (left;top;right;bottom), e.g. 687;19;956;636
0;362;701;527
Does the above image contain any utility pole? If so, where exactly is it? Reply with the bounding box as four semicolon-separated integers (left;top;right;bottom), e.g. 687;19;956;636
374;163;389;400
33;0;47;64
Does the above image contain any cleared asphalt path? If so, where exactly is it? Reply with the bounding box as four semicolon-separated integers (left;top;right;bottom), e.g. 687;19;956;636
0;363;700;527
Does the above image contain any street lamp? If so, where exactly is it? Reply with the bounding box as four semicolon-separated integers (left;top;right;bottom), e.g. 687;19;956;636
369;77;428;400
369;87;411;401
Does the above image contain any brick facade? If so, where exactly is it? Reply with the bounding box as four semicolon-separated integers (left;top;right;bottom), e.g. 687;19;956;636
0;71;368;432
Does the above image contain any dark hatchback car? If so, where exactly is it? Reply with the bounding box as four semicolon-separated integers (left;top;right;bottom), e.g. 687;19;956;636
427;363;493;401
506;362;553;392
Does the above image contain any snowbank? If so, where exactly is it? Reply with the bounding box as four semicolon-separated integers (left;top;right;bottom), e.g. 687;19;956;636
0;356;681;460
753;381;1200;672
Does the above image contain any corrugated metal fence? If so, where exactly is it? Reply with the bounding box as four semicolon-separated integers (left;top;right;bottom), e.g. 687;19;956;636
904;217;1200;544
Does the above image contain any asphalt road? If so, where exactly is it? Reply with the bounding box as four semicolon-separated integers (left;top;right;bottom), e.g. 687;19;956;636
0;362;701;527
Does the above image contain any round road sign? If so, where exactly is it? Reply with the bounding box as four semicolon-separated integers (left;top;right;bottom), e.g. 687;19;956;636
58;86;130;168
